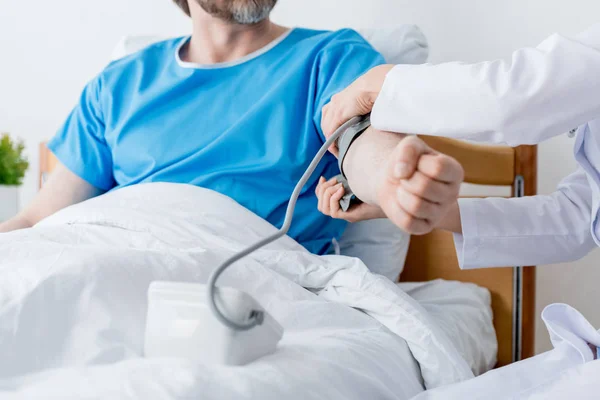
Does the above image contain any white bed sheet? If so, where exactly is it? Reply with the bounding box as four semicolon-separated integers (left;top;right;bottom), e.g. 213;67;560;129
413;303;600;400
398;280;497;376
0;183;478;399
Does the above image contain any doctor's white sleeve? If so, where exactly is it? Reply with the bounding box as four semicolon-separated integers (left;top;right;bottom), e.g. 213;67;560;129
371;23;600;146
454;168;597;269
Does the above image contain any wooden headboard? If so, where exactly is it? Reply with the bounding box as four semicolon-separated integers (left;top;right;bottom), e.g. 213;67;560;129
401;137;537;367
39;139;536;368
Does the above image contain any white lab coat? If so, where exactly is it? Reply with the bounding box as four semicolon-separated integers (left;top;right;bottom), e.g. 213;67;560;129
371;23;600;269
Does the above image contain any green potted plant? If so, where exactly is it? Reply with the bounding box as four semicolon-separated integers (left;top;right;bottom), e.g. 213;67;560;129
0;134;28;222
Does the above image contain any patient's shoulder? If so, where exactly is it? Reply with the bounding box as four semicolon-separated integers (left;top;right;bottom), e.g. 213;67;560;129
98;38;182;82
293;27;375;51
292;28;382;67
323;28;373;44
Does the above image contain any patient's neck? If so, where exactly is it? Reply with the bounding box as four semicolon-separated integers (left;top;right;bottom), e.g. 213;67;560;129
183;6;288;65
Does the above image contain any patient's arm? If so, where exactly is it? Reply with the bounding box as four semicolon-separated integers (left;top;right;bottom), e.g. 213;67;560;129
0;163;104;233
341;127;464;235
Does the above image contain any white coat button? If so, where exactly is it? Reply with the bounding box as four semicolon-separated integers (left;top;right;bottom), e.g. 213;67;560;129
568;128;577;138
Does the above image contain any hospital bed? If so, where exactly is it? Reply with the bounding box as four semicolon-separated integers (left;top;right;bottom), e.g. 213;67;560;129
27;28;537;398
402;138;537;367
38;137;537;371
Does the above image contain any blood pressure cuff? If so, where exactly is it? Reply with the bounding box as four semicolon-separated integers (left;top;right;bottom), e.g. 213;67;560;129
334;114;371;212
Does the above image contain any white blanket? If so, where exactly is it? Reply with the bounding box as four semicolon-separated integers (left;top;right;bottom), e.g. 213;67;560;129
414;303;600;399
0;183;475;399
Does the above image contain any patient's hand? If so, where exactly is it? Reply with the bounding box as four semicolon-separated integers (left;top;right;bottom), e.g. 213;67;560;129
316;177;386;223
375;136;464;235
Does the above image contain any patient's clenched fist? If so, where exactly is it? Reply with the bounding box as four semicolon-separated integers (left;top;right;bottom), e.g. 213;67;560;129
376;136;463;235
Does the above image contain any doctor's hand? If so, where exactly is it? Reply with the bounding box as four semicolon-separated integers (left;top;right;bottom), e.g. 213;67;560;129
322;64;395;155
375;136;464;235
316;177;386;223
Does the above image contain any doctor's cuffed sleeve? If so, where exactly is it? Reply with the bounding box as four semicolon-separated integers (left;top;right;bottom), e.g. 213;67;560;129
454;169;597;269
371;23;600;146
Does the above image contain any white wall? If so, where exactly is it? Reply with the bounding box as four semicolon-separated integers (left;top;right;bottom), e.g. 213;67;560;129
2;0;599;353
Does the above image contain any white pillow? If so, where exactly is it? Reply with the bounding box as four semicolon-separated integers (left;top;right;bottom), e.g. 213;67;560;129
358;25;429;64
336;219;409;281
110;26;427;279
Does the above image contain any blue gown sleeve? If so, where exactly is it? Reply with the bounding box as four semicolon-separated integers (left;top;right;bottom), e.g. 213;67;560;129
47;75;116;190
312;29;385;142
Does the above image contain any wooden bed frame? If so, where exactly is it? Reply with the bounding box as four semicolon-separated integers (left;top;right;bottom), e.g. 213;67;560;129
39;139;537;368
401;137;537;367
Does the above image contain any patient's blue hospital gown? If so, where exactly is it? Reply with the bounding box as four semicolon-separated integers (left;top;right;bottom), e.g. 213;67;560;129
48;28;384;255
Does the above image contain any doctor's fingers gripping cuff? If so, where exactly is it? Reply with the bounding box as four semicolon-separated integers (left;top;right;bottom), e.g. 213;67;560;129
335;114;372;211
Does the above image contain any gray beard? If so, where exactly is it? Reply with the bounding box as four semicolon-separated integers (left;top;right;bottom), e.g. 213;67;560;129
197;1;277;25
231;3;273;24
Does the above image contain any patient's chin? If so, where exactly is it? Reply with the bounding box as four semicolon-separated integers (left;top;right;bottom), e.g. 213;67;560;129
195;0;278;24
